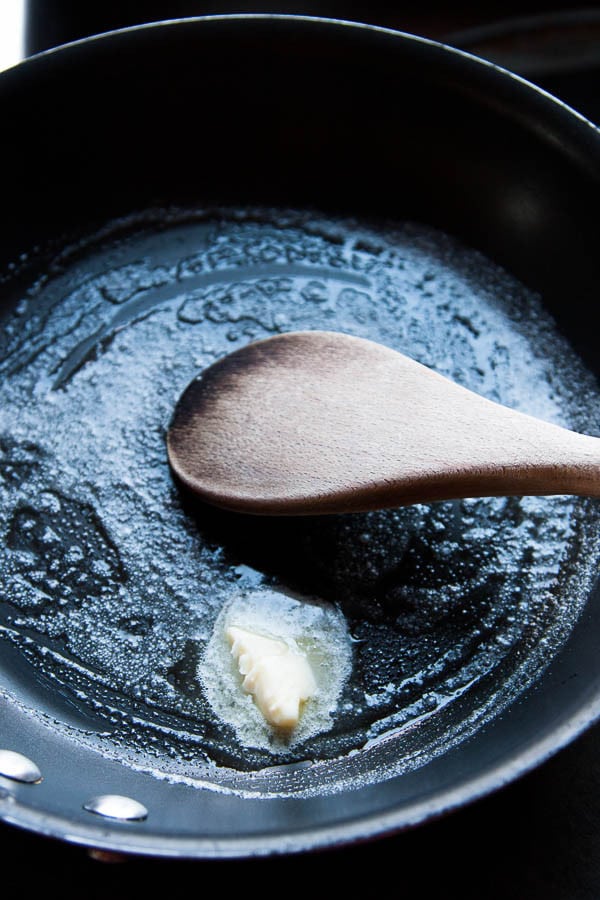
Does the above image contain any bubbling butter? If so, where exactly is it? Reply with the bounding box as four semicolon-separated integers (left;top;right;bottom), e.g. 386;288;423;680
226;625;317;729
200;588;353;750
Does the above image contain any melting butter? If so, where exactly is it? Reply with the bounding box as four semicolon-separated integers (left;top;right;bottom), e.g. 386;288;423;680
227;625;317;729
200;587;352;751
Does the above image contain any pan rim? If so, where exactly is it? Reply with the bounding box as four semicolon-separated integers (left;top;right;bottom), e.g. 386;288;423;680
3;691;600;859
12;11;600;133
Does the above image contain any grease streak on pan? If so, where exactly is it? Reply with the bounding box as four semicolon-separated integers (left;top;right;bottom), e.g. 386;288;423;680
1;207;599;798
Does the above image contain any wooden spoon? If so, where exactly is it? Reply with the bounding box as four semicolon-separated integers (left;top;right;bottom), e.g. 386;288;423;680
167;330;600;515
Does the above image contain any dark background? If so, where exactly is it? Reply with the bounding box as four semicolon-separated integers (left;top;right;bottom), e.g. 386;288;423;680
4;4;600;896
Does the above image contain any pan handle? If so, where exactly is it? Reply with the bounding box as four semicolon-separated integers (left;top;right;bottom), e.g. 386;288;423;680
445;9;600;78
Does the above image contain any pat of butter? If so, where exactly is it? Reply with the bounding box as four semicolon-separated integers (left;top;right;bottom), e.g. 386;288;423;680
226;625;317;729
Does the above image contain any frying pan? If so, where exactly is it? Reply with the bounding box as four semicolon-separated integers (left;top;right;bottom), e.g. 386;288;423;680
1;15;600;859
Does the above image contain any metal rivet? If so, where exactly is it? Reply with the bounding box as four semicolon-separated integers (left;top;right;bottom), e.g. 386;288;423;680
0;749;42;784
83;794;148;822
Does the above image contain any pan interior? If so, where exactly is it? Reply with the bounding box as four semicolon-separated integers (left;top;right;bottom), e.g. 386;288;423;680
1;206;599;798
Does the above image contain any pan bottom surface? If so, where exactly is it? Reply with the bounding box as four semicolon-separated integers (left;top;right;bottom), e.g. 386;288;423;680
1;206;599;799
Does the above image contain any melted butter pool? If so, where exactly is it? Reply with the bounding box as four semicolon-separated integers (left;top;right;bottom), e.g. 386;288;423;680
0;207;599;796
202;588;352;749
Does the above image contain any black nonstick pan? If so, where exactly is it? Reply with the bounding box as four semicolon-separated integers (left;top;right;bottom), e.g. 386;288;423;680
1;15;600;859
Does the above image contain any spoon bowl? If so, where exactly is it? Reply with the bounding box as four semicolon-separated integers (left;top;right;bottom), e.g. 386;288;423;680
167;330;600;515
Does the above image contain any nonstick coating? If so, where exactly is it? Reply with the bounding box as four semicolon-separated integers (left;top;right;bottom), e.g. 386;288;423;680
1;16;600;857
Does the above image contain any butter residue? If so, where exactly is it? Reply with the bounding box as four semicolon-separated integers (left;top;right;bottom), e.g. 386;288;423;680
226;625;317;729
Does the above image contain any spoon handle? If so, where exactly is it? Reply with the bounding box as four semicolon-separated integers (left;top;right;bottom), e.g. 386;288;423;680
356;372;600;509
380;431;600;508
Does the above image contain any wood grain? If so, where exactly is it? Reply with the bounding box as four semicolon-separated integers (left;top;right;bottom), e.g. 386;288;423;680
167;331;600;515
